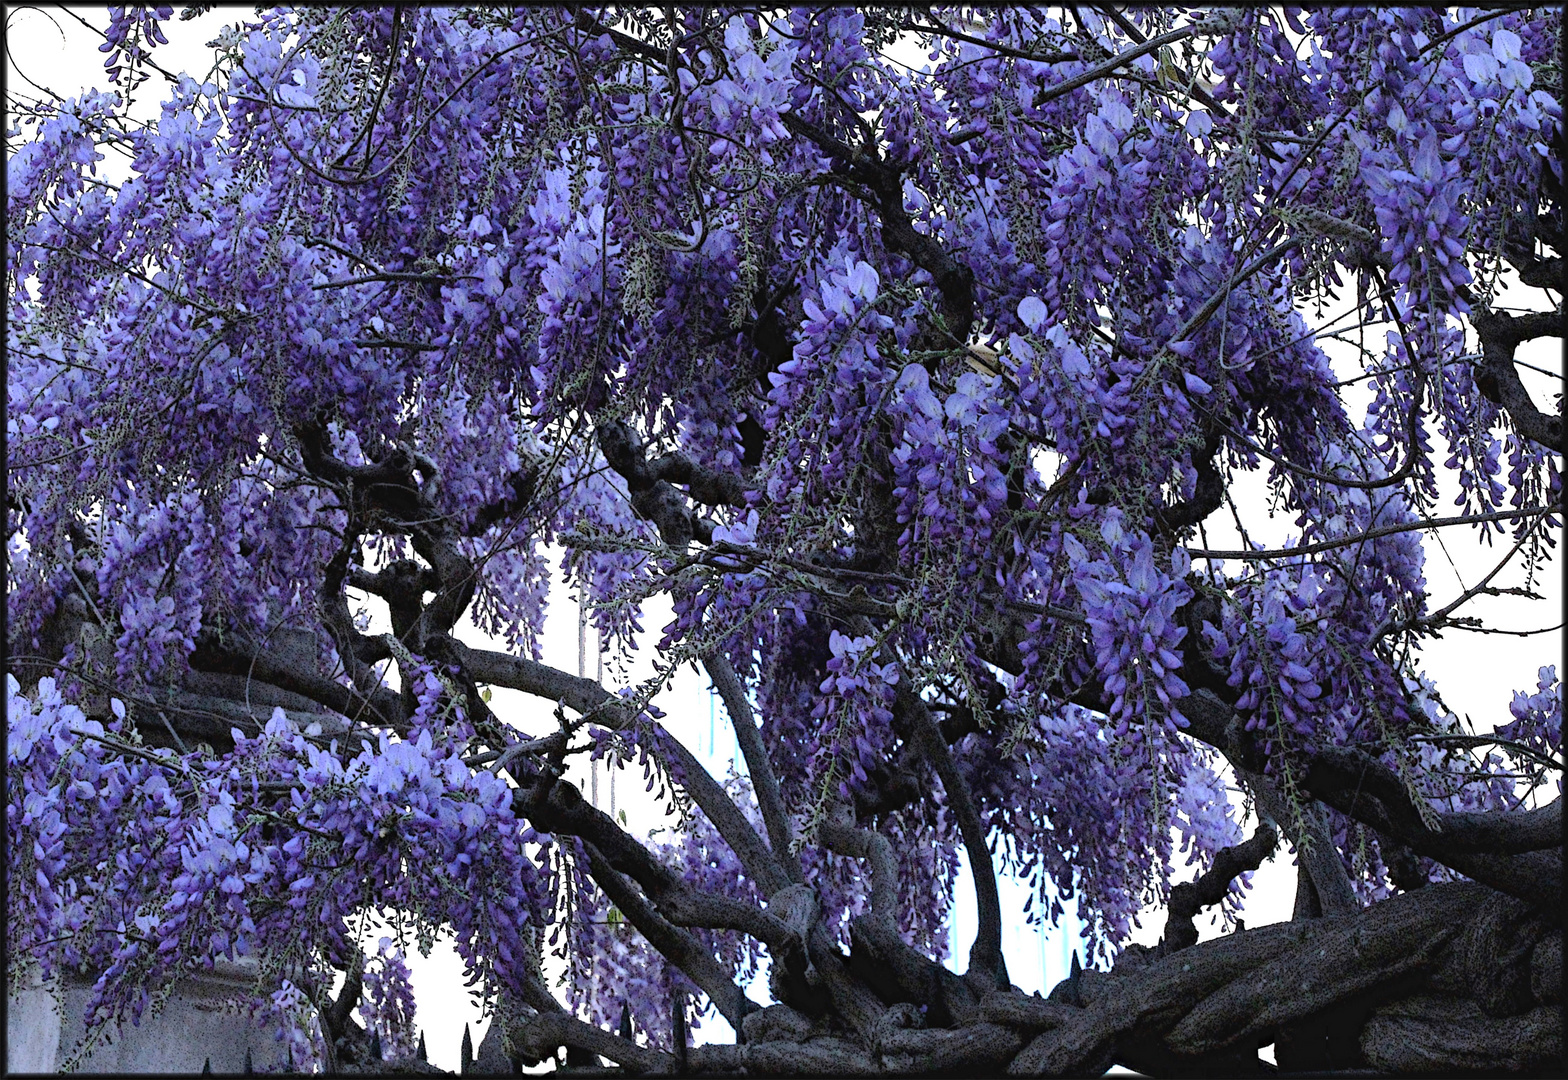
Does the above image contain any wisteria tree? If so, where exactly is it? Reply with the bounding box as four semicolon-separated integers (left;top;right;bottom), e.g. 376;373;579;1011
7;5;1563;1075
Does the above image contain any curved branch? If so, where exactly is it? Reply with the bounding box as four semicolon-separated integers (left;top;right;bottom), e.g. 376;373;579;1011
512;1007;677;1074
1153;429;1225;536
188;630;401;730
897;685;1008;989
774;110;975;348
1179;688;1563;911
452;639;792;895
704;652;801;882
295;420;480;641
1302;757;1562;912
1471;305;1564;451
817;808;898;927
597;420;719;547
579;841;760;1030
317;503;404;718
512;772;795;954
1159;821;1279;954
1241;766;1359;918
1308;748;1564;854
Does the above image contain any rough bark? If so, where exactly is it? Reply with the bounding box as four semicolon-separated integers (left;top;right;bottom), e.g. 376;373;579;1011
471;878;1561;1077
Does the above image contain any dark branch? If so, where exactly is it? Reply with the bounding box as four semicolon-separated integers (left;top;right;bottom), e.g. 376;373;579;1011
1030;22;1202;108
648;449;748;509
657;726;796;896
1471;305;1564;451
817;809;898;928
510;995;676;1074
778;110;976;349
705;652;802;884
1307;748;1564;855
578;841;760;1030
897;685;1008;989
1013;881;1485;1074
1153;428;1226;537
295;418;481;643
1159;822;1279;955
462;631;793;896
1181;688;1564;912
189;630;401;730
1243;766;1359;918
512;764;795;952
597;419;730;547
848;913;984;1030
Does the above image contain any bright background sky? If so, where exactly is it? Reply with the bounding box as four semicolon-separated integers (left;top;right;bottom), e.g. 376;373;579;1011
7;6;1560;1073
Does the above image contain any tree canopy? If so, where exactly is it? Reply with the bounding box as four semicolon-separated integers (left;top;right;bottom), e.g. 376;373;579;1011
6;5;1563;1075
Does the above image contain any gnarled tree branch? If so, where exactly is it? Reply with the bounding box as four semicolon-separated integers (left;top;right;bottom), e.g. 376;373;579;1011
897;685;1008;989
1471;305;1564;451
705;652;801;883
1159;821;1279;954
578;840;760;1030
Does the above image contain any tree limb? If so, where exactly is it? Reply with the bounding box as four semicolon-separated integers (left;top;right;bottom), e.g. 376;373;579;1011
188;630;401;730
1181;689;1563;911
1030;22;1202;108
1471;305;1564;451
1158;821;1279;954
1240;766;1359;918
515;774;796;954
897;685;1009;989
1307;748;1563;854
848;913;984;1030
578;840;760;1030
597;420;718;547
453;638;793;896
704;652;801;883
295;419;481;641
817;807;899;928
774;110;975;348
1163;882;1481;1056
513;1008;676;1075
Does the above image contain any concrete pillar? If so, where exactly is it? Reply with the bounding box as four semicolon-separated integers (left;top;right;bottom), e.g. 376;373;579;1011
7;964;61;1073
10;959;286;1074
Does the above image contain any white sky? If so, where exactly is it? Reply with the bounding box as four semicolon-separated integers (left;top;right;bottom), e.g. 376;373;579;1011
7;5;1561;1072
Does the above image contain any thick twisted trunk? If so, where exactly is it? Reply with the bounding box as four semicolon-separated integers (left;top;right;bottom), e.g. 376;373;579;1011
490;880;1559;1076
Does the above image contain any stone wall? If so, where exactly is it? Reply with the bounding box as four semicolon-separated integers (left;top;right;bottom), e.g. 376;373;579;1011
7;965;62;1073
8;960;285;1074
